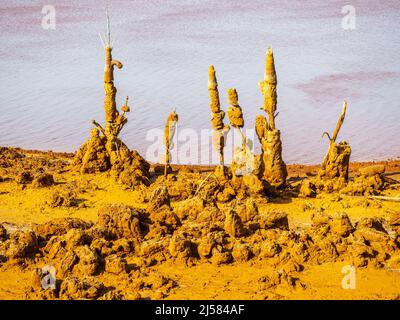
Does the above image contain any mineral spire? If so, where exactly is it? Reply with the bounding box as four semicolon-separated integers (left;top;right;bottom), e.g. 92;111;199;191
259;47;277;130
208;65;230;169
319;101;351;180
256;47;287;187
164;109;179;176
73;13;149;187
227;88;255;176
227;88;244;130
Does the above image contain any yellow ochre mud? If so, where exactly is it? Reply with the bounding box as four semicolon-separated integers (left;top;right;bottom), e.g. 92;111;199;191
0;21;399;300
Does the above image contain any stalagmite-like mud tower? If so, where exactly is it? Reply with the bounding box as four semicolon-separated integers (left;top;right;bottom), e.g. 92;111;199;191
256;48;287;188
73;16;149;187
317;101;351;185
227;88;254;176
163;109;178;176
208;65;230;175
227;88;244;130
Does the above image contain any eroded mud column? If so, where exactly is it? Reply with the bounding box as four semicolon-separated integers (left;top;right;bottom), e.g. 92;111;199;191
256;48;287;188
164;110;178;176
318;101;351;182
73;17;150;187
208;65;230;176
227;88;254;176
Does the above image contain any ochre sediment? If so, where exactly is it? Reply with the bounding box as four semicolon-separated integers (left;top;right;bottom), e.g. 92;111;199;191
73;43;149;187
1;147;400;299
299;101;368;196
1;31;399;301
208;65;230;169
256;48;287;188
227;88;244;129
163;110;179;175
226;88;256;177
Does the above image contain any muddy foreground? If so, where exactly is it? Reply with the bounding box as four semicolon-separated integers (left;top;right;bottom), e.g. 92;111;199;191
0;147;400;300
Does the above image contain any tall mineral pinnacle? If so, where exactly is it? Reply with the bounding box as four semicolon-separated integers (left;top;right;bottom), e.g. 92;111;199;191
259;47;277;130
227;88;255;176
256;47;287;188
93;42;129;166
103;46;123;123
227;88;244;129
164;109;178;176
208;65;230;168
227;87;246;149
319;101;351;180
73;13;150;187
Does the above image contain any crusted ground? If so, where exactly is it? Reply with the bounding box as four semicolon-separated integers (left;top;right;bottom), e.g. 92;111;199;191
0;147;400;300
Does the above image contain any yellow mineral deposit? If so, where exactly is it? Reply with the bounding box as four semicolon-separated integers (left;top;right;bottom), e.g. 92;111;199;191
164;109;179;176
227;88;244;129
73;15;149;187
1;31;400;302
319;101;351;180
227;88;254;176
256;47;287;188
208;65;230;172
260;47;277;130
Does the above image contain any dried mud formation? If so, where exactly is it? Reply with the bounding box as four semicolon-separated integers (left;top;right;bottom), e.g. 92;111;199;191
0;147;68;192
163;110;179;176
205;65;268;200
73;29;149;188
227;88;255;177
299;102;389;198
208;65;230;176
1;39;400;300
256;48;288;188
1;183;399;300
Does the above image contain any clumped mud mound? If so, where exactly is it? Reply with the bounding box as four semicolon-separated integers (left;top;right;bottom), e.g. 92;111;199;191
1;147;399;299
0;147;69;189
1;185;399;299
299;164;390;197
71;36;151;189
4;203;177;300
73;135;150;188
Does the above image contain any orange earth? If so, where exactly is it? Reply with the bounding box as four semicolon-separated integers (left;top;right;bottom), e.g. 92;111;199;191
0;147;399;300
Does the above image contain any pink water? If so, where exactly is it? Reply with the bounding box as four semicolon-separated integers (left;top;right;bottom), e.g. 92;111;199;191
0;0;399;164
